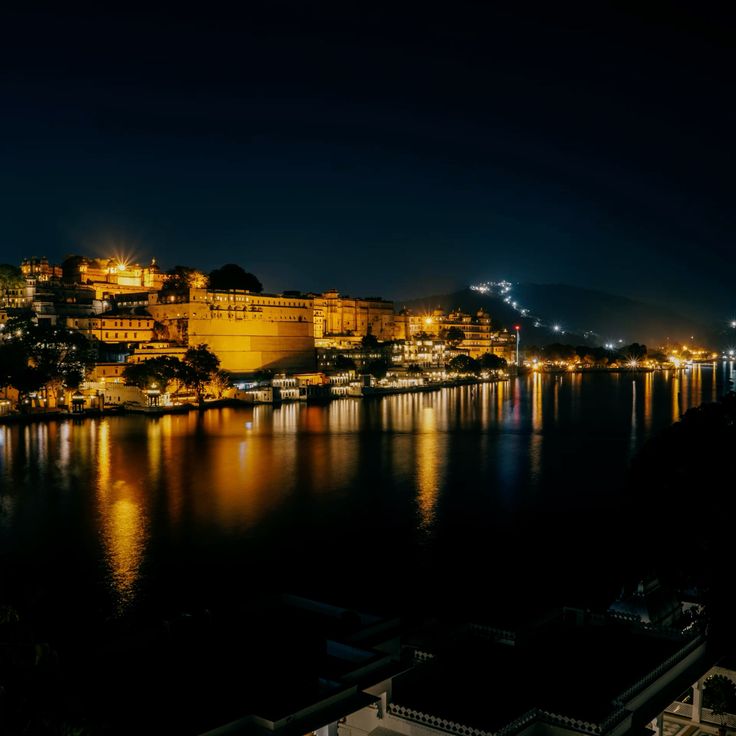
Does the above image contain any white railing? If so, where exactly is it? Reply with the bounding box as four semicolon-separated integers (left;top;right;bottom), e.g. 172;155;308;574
614;635;704;704
388;703;492;736
664;702;693;718
702;708;736;728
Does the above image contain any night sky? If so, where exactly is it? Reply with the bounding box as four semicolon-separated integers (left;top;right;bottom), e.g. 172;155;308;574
1;4;734;319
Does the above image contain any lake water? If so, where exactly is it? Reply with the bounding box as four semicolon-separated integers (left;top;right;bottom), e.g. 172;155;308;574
1;364;733;634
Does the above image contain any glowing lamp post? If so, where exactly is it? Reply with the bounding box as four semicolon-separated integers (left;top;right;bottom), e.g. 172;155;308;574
514;325;521;366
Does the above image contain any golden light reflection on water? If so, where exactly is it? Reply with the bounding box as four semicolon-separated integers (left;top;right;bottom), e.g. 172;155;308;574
95;420;148;614
529;372;543;481
415;404;446;534
629;380;637;452
643;372;653;434
671;371;681;421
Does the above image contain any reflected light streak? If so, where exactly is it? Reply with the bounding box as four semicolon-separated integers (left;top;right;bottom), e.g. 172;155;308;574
103;493;146;614
643;372;652;434
529;371;543;483
672;372;681;422
416;406;444;535
96;419;147;614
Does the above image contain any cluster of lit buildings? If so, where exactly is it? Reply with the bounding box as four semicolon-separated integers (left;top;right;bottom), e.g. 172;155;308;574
0;254;517;388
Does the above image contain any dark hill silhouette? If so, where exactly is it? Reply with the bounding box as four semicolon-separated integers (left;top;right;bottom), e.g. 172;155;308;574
399;284;715;348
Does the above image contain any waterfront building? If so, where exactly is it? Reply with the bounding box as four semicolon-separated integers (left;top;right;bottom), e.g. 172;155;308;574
148;287;316;373
317;344;392;372
81;366;146;405
313;290;395;342
391;338;449;370
127;341;188;363
394;308;516;362
66;309;155;344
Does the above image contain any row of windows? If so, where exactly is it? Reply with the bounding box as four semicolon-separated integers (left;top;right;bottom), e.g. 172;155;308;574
102;332;150;339
212;312;307;322
211;295;308;308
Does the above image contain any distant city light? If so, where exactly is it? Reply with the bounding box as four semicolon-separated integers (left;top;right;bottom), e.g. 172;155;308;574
731;320;736;328
553;325;560;332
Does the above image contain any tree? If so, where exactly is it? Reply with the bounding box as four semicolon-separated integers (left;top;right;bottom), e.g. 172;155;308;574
162;265;208;291
543;343;576;361
448;354;480;374
365;358;389;380
704;675;736;735
621;342;647;360
181;344;220;405
208;369;231;399
443;326;465;347
1;315;96;403
208;264;262;292
0;263;25;291
334;355;357;371
360;333;379;349
479;353;507;370
122;356;182;394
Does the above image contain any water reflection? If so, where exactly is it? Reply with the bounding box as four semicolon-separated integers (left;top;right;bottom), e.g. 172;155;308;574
643;372;652;434
415;405;445;535
95;420;148;614
529;372;543;483
0;370;731;621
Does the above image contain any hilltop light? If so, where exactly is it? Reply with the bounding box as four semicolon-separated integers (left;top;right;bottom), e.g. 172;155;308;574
553;325;560;332
731;320;736;328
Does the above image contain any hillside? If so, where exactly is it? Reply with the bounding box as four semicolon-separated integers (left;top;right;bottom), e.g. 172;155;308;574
399;284;714;348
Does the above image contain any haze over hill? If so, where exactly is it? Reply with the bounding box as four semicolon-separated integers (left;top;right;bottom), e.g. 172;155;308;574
399;283;718;349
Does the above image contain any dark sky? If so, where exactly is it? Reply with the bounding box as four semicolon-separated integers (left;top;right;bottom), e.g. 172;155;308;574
1;4;734;320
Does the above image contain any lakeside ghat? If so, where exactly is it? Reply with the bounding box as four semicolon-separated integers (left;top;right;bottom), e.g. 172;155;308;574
0;372;509;423
3;359;732;424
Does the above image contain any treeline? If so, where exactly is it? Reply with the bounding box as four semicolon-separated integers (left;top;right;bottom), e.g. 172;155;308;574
162;263;262;292
0;313;227;407
524;342;658;364
121;346;228;403
0;314;96;401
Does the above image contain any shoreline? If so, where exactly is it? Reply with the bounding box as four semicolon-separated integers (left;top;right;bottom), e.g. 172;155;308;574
0;378;508;425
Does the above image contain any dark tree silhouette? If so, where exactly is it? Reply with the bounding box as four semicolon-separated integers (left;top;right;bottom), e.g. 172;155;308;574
334;355;357;371
479;353;507;370
163;265;207;291
365;359;389;379
208;264;262;292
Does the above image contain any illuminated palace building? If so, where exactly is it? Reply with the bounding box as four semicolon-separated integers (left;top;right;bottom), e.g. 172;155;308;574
4;252;520;375
61;255;165;298
148;288;316;373
312;289;395;345
394;307;516;362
